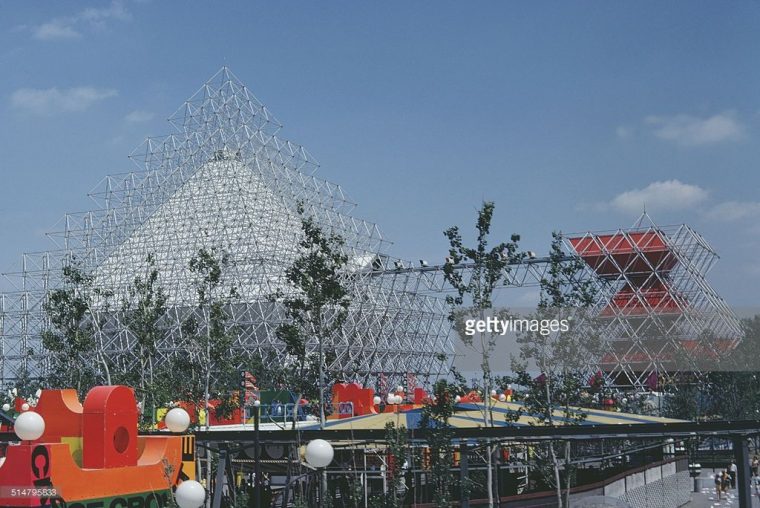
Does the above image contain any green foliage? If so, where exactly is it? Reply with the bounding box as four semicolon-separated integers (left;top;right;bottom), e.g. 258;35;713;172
273;202;351;423
372;421;409;508
663;316;760;421
173;247;240;420
42;261;114;395
511;232;600;508
442;201;522;505
118;254;171;426
420;380;457;508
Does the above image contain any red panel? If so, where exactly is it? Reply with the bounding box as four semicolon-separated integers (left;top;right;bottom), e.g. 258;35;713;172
34;389;83;441
82;386;138;469
568;232;677;277
332;382;376;417
599;282;685;317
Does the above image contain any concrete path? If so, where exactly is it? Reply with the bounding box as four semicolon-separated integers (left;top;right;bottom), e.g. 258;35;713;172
684;472;760;508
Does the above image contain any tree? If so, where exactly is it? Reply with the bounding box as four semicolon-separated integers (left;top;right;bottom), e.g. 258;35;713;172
376;421;409;508
420;380;457;508
174;247;239;427
512;231;600;507
443;200;521;507
42;261;114;395
274;202;351;429
119;254;170;426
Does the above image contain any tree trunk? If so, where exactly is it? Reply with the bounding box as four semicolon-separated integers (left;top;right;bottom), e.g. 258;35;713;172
543;376;562;508
549;441;563;508
319;333;325;429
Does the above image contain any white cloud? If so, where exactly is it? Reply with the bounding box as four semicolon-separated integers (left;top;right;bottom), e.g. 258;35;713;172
10;87;118;115
608;180;708;214
616;126;634;139
645;112;744;146
124;110;155;123
31;1;130;41
705;201;760;222
34;21;81;40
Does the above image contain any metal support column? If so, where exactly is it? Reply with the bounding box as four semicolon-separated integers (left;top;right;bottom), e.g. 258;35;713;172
254;407;261;507
212;444;228;508
734;436;752;508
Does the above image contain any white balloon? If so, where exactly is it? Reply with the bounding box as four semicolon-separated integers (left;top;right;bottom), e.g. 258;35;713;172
14;411;45;441
305;439;334;468
1;403;9;412
373;396;381;405
396;385;404;393
498;394;507;402
490;389;497;396
174;480;206;508
164;407;191;433
21;403;29;411
386;394;396;405
394;395;403;405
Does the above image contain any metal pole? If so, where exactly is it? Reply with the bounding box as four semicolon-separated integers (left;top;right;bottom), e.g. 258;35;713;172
320;468;328;507
734;436;752;508
212;444;228;508
460;441;469;508
254;408;261;508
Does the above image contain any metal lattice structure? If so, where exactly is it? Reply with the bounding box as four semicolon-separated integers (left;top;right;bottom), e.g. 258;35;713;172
565;213;742;388
0;67;454;385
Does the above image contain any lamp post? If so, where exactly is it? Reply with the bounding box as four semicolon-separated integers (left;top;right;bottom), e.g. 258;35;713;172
253;399;261;508
305;439;334;507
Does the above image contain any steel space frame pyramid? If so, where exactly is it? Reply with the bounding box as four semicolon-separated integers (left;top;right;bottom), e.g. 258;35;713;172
565;213;742;388
0;67;453;386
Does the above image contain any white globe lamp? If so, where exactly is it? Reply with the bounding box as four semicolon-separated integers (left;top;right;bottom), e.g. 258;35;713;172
14;411;45;441
174;480;206;508
21;403;30;412
305;439;334;468
396;385;404;393
373;396;381;406
1;403;9;412
498;393;507;402
253;399;261;407
164;407;191;433
386;394;396;405
490;389;497;397
395;395;404;405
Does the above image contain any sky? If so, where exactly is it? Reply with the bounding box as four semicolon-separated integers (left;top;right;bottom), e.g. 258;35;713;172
0;2;758;305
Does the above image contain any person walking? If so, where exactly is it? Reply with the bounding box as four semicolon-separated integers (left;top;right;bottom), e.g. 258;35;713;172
730;461;738;489
722;470;731;495
716;472;724;500
753;455;759;476
752;471;760;499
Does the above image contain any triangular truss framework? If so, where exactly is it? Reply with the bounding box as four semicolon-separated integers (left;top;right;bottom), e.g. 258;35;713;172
565;212;742;389
0;67;454;386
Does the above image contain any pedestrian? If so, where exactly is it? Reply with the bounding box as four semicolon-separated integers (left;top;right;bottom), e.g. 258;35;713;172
753;455;759;476
722;470;731;494
752;472;760;498
730;461;738;488
715;472;723;500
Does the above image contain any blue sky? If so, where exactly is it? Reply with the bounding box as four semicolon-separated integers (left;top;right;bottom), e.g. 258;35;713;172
0;2;758;304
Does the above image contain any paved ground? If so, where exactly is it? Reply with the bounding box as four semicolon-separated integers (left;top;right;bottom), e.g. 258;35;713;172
684;471;760;508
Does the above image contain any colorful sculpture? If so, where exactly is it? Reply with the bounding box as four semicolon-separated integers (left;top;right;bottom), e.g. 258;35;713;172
0;386;195;507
